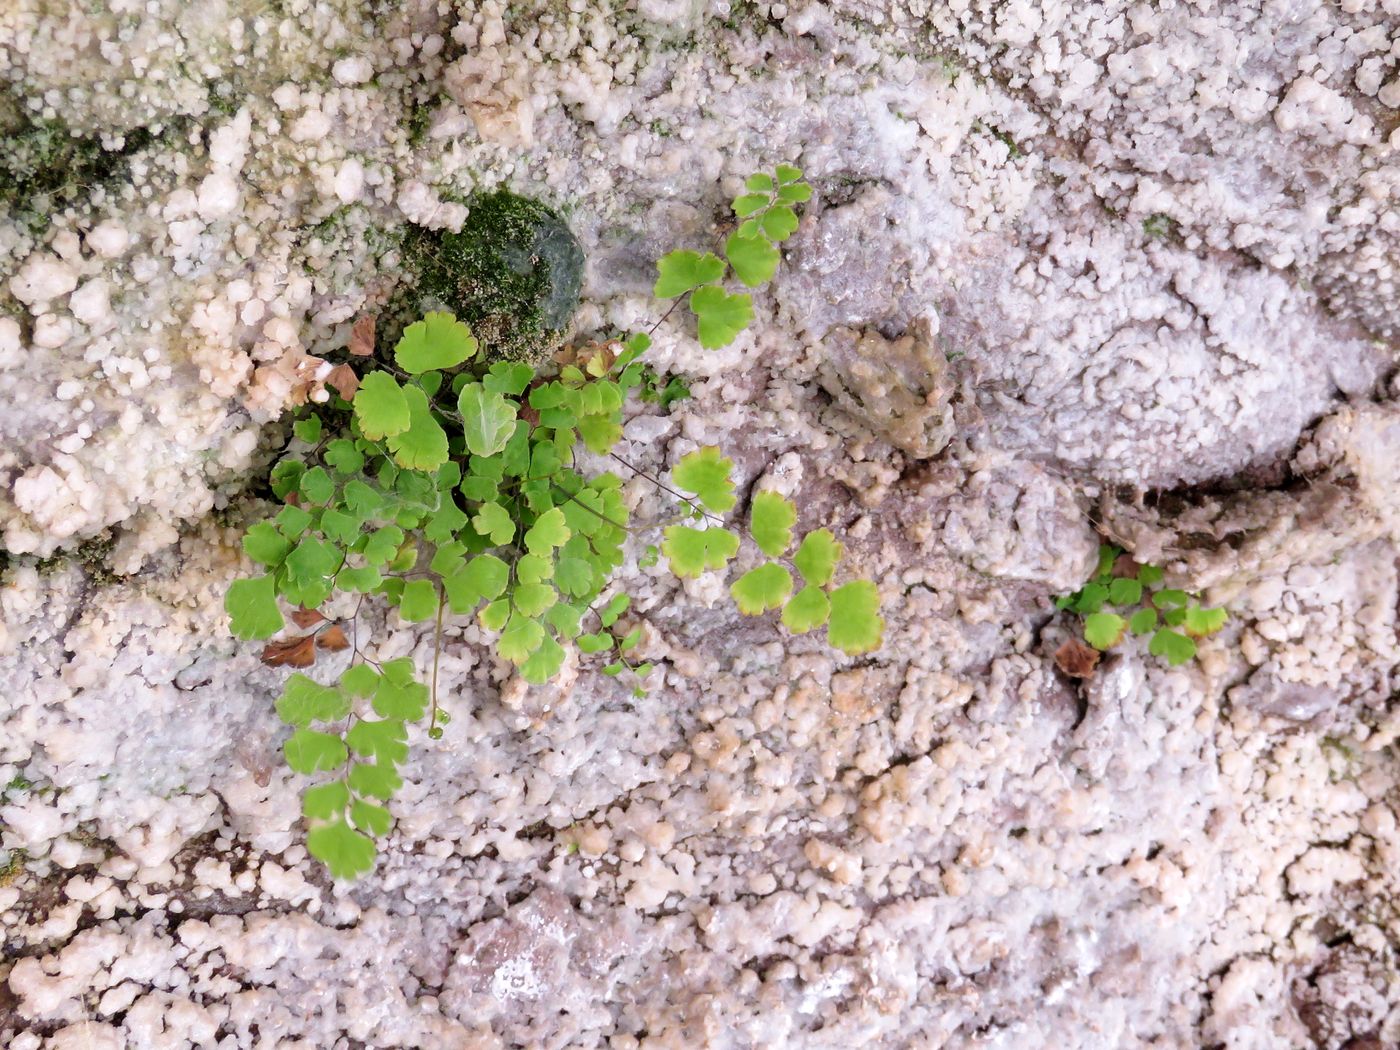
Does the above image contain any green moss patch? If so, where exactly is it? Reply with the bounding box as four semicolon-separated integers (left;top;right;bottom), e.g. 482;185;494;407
394;189;585;366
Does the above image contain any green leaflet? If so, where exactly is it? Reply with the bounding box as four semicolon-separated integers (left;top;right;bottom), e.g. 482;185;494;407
672;446;736;513
396;311;478;373
827;580;884;656
387;385;449;471
750;491;796;557
354;371;410;440
285;729;348;774
458;382;518;457
731;563;792;615
226;575;283;639
690;286;753;348
654;249;725;297
723;232;779;287
793;529;842;586
308;820;377;880
662;525;739;578
1083;612;1125;651
782;585;829;633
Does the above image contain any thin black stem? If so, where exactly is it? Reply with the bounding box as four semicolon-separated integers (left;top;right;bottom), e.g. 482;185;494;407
647;299;682;336
430;591;444;729
608;451;725;527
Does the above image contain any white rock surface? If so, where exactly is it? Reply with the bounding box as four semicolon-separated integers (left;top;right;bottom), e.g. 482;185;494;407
1;0;1399;1047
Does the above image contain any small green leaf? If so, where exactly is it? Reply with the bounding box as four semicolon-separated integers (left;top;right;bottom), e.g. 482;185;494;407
793;529;842;586
350;799;392;837
226;575;284;639
293;416;322;444
483;361;534;397
457;382;519;458
341;664;380;696
775;163;803;183
1137;564;1166;587
546;602;583;639
598;593;630;628
1183;605;1228;638
776;181;812;202
342;480;381;517
654;249;725;298
354;371;411;440
276;503;313;540
362;525;405;565
395;311;477;373
750;491;796;557
1154;588;1189;609
1108;577;1143;606
387;385;449;471
662;525;740;578
307;820;376;880
513;581;557;617
745;173;775;192
579;632;613;653
346;718;408;762
373;676;429;720
733;193;769;217
276;674;350;726
270;459;307;499
472;502;515;546
337;564;383;592
760;205;799;241
302;781;350;821
349;760;404;799
1083;612;1126;650
299;466;334;505
782;585;830;633
524;507;570;553
285;729;348;774
243;523;291;567
443;553;510;613
1149;628;1197;666
521;634;566;684
1072;582;1111;614
1128;607;1158;635
690;285;754;348
672;446;736;513
577;413;622;454
555;557;596;597
398;579;438;622
827;580;884;656
723;232;779;287
319;509;359;546
324;439;364;475
479;598;510;631
731;563;793;615
499;614;546;662
516;552;552;584
286;536;340;582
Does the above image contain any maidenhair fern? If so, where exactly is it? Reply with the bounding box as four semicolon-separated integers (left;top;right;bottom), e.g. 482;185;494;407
1057;544;1228;667
226;165;885;879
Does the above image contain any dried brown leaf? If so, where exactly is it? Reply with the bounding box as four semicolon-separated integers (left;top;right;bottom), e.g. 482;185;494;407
1054;637;1100;679
317;624;350;651
290;607;326;629
349;315;376;356
326;363;360;399
261;635;316;669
